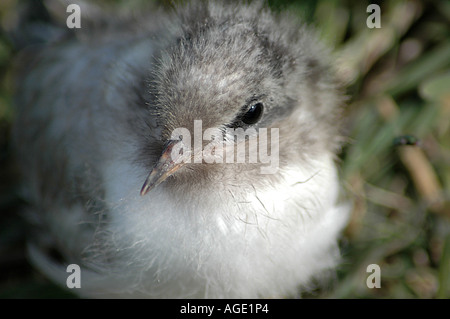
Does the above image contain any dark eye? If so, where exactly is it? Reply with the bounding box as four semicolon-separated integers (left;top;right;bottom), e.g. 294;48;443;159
241;102;264;125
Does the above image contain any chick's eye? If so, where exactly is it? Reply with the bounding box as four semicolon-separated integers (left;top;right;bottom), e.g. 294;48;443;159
242;102;264;125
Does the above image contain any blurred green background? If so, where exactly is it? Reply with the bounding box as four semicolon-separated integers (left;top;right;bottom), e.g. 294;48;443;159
0;0;449;298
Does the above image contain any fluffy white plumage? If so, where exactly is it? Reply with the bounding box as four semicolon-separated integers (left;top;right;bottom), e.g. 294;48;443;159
29;154;348;298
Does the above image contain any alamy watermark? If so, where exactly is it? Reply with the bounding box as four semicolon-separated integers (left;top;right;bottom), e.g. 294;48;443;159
366;264;381;288
66;4;81;29
66;264;81;289
169;120;279;174
65;262;381;290
66;3;382;30
367;4;381;29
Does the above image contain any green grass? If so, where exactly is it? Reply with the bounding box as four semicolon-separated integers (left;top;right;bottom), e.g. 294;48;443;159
0;0;449;299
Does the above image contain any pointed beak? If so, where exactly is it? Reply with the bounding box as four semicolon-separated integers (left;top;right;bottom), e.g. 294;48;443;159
140;140;191;196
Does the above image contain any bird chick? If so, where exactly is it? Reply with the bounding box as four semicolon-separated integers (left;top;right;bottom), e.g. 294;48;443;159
13;0;349;298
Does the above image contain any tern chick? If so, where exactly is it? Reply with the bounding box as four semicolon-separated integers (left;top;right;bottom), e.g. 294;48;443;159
13;0;349;298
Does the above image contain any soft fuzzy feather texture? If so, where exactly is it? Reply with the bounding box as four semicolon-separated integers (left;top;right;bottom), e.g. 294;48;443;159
13;0;349;298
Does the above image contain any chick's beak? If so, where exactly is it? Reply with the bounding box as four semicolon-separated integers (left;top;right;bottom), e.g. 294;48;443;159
140;140;191;196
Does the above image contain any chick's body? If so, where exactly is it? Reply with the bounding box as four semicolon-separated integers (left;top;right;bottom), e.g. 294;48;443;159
13;1;349;298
